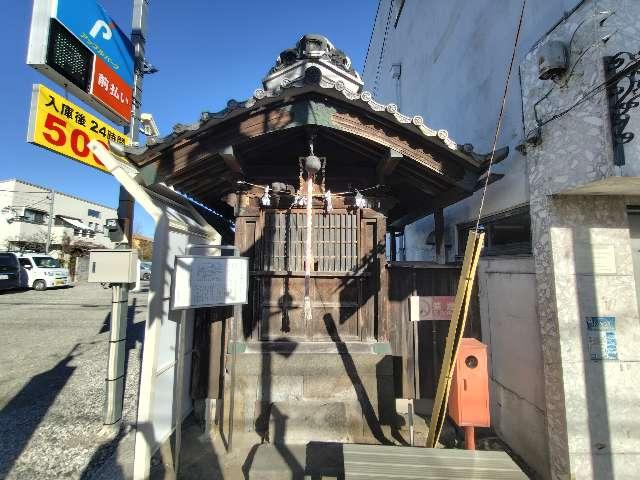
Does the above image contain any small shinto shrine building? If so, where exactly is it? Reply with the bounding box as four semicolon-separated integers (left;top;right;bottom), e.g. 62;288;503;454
123;35;502;452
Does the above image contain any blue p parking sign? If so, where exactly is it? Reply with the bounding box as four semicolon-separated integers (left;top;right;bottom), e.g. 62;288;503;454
55;0;134;87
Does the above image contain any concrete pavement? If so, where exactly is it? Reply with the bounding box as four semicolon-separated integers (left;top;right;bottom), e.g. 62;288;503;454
0;282;147;479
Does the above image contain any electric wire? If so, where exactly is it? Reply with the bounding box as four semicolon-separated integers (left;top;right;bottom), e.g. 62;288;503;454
527;54;640;139
531;10;614;135
373;0;394;97
363;0;383;74
474;0;527;233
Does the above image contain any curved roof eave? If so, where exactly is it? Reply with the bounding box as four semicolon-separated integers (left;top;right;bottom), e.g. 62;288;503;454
124;81;498;171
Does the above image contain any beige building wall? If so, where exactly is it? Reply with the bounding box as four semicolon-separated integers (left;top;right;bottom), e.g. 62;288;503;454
0;178;116;254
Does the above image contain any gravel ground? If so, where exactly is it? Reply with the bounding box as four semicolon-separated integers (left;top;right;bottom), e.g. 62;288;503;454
0;282;148;479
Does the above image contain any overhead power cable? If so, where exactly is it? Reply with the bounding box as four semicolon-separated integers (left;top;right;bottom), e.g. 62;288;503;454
474;0;527;233
363;0;383;73
373;0;394;96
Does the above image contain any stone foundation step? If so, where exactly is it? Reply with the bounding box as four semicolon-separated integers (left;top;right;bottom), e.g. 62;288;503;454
230;350;394;377
244;442;343;480
265;400;361;444
241;341;391;355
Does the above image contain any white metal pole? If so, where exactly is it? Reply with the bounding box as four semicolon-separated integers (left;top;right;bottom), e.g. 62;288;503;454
102;0;149;433
228;303;240;451
103;284;128;426
173;310;187;476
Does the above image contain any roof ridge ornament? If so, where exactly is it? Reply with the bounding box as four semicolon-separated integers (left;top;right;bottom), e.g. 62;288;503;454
262;34;364;95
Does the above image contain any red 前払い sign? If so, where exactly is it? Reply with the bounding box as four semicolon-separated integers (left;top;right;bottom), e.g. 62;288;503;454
91;56;133;122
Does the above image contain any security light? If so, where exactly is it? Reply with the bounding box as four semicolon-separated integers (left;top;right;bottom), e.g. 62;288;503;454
140;113;159;137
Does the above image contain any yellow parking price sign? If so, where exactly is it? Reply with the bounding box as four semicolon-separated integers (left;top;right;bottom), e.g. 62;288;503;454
27;84;128;173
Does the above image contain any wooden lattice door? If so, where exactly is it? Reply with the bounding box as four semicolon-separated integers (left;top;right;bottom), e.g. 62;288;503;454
251;209;379;341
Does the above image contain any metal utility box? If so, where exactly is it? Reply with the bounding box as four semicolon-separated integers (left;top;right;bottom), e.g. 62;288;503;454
88;249;139;283
448;338;490;427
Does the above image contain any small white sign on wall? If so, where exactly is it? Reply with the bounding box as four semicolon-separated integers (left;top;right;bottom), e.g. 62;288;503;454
171;256;249;310
575;244;616;274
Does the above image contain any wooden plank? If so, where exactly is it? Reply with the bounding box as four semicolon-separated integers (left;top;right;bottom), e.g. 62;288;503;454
426;231;485;448
338;212;342;272
330;213;335;271
343;444;528;479
346;213;352;270
324;212;329;271
208;309;229;398
293;213;298;272
376;215;387;342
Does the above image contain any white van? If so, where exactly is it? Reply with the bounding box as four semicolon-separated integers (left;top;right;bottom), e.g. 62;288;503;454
17;253;71;291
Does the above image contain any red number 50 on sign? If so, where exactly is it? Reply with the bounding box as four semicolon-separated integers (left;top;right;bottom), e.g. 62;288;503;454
27;84;128;174
41;113;108;167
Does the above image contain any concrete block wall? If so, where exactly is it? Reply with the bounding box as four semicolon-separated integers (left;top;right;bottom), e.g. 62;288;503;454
478;256;548;478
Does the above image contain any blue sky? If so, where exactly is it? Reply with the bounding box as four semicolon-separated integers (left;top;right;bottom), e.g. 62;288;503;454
1;1;377;236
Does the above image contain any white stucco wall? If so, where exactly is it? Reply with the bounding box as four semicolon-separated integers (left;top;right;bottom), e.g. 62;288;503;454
363;0;582;260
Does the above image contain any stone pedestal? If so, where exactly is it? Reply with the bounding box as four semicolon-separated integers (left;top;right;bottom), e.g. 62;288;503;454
222;343;397;447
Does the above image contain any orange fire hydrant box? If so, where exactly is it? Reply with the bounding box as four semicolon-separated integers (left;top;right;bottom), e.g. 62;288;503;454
448;338;490;427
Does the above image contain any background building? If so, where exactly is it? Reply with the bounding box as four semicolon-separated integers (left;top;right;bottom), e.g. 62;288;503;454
365;1;640;478
132;233;153;261
0;178;116;256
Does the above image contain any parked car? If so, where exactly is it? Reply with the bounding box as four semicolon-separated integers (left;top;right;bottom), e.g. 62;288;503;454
17;253;70;291
140;261;152;280
0;252;21;291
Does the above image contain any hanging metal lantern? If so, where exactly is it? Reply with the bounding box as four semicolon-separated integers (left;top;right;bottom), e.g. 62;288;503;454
355;190;366;208
304;153;322;175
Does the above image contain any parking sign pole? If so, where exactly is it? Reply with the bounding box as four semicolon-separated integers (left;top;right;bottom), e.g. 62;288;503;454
102;0;149;433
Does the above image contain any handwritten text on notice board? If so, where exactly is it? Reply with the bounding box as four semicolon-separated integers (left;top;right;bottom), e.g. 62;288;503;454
171;256;249;310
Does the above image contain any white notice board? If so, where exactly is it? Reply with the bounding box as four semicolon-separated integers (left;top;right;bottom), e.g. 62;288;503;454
171;256;249;310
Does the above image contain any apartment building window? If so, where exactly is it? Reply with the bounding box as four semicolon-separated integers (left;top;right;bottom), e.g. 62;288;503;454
458;205;532;257
88;209;101;218
23;209;47;224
